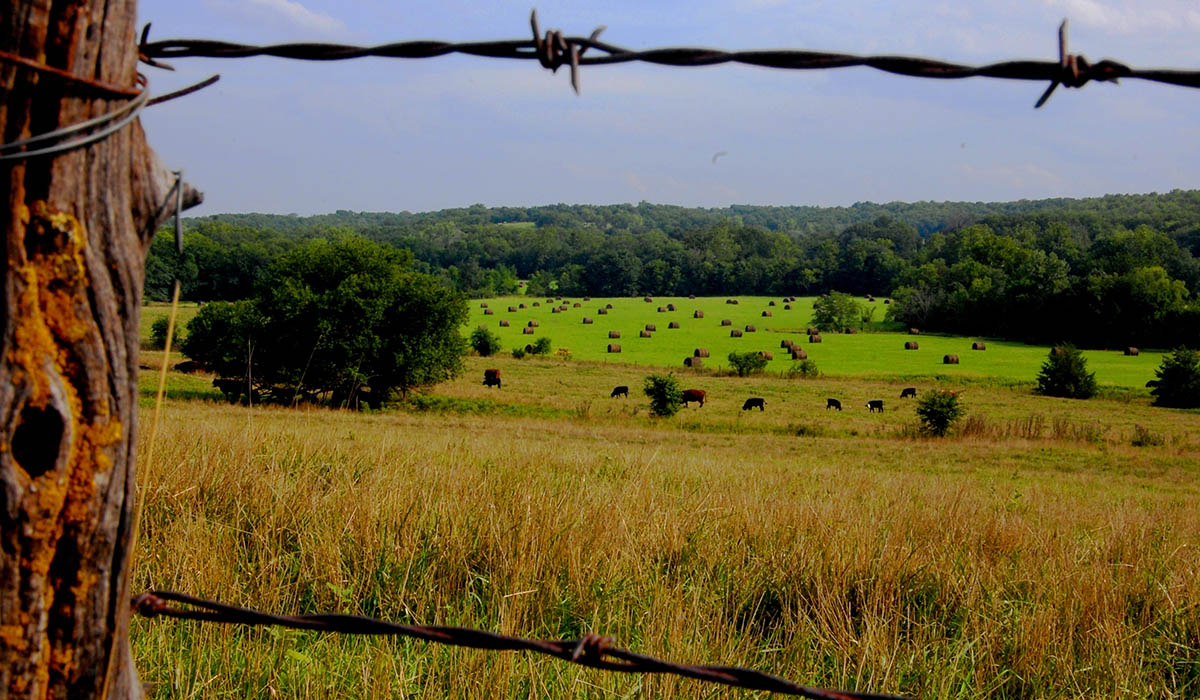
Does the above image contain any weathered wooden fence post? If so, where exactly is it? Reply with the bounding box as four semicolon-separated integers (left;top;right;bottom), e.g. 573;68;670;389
2;2;198;697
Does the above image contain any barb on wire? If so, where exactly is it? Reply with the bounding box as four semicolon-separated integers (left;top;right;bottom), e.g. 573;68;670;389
136;11;1200;106
133;590;912;700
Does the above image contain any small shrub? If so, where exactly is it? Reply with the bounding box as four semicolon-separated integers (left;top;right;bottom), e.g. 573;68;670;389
470;327;503;357
511;346;526;359
1130;424;1165;447
531;336;552;355
149;316;184;349
788;359;820;378
1036;344;1097;399
915;389;965;437
643;373;683;417
728;351;768;377
1149;347;1200;408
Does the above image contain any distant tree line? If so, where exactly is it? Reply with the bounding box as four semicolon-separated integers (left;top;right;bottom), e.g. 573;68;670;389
147;191;1200;348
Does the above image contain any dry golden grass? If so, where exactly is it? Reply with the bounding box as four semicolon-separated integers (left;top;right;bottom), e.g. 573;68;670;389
131;358;1200;698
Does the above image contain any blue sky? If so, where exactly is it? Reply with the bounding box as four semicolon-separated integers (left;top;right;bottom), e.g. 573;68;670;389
137;1;1200;215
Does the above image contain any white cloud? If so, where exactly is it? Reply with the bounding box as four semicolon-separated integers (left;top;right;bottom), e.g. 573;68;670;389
1043;0;1200;34
212;0;347;36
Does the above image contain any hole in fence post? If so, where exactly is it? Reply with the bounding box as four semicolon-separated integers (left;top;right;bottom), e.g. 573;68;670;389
12;406;64;478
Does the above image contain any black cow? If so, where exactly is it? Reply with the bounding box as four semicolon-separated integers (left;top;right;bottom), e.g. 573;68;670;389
741;397;765;411
900;387;917;399
610;385;629;398
866;400;884;413
826;398;842;410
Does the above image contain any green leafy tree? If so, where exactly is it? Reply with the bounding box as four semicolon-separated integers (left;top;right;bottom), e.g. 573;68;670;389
1149;347;1200;408
643;373;683;417
727;351;768;377
916;390;965;437
1036;344;1098;399
470;327;502;357
148;316;185;350
183;236;467;404
812;291;862;332
531;336;553;355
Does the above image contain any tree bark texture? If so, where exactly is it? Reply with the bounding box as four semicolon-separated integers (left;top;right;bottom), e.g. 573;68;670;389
1;2;199;698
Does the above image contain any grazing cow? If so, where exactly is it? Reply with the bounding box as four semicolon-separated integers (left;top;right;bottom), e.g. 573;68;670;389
173;360;204;373
610;385;629;398
900;387;917;399
825;398;842;411
866;400;884;413
483;369;502;388
742;397;765;411
681;389;707;407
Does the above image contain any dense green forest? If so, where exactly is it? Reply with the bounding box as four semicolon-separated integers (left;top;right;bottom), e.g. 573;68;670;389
146;190;1200;348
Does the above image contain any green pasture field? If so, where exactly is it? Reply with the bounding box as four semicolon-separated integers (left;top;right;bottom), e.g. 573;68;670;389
466;295;1165;389
132;354;1200;698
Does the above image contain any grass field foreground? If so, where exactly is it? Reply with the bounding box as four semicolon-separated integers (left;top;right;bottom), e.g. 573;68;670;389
131;352;1200;698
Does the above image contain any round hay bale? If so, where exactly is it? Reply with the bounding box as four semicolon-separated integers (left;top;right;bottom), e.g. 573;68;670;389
639;330;652;338
583;296;591;301
809;334;822;343
744;325;756;332
904;341;919;350
972;342;987;351
721;319;732;326
532;302;541;307
657;306;666;312
884;298;891;304
551;307;561;314
684;356;703;368
943;354;960;364
769;300;776;306
608;330;621;339
781;339;794;349
608;344;621;353
867;296;876;302
1125;346;1139;356
693;310;705;318
527;320;539;327
605;303;614;309
688;294;696;300
573;303;581;308
522;327;535;335
598;308;608;315
483;309;494;315
807;327;819;336
730;329;744;338
668;321;680;329
519;303;526;309
758;351;774;361
667;303;677;311
791;348;808;360
784;304;792;310
508;306;517;312
525;344;534;353
499;320;510;327
844;327;857;334
909;328;920;335
546;298;554;304
582;317;594;324
694;348;710;358
644;296;653;302
480;302;488;308
645;324;657;331
761;311;772;317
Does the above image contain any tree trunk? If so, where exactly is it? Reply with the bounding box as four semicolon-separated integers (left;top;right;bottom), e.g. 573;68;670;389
1;2;199;698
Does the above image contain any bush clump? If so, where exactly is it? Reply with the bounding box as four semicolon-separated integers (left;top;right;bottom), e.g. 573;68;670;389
469;327;502;357
530;336;552;355
916;389;965;437
727;351;768;377
1149;347;1200;408
1036;344;1097;399
149;315;184;350
643;373;683;417
788;359;820;378
511;346;526;359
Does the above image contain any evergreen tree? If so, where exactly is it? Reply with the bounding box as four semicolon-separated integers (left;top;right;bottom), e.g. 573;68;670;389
1036;345;1097;399
1149;347;1200;408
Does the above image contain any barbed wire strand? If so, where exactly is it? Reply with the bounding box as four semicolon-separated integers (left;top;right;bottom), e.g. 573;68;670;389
0;75;149;162
134;591;912;699
137;13;1200;106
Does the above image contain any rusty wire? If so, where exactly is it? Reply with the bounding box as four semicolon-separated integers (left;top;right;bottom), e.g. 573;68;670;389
134;590;912;699
137;12;1200;105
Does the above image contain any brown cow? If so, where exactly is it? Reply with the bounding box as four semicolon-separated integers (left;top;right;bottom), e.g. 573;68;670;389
483;369;502;388
681;389;707;407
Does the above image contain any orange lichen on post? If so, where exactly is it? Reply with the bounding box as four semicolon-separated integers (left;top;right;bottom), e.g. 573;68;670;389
4;201;121;694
